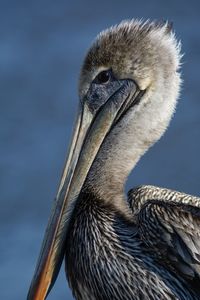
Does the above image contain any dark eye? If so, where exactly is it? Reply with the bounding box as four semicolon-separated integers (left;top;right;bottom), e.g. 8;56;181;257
94;70;112;84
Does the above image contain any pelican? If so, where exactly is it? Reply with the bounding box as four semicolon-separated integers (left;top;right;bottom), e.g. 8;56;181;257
28;20;200;300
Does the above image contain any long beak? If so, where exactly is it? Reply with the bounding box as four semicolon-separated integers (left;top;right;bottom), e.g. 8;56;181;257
27;79;138;300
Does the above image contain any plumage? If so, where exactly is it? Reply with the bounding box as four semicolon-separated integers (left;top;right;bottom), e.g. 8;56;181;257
28;20;200;300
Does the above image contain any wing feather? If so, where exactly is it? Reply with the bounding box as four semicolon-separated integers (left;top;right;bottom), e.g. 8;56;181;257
136;200;200;283
127;185;200;291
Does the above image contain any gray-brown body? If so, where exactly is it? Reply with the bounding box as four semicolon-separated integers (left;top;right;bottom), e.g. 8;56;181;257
66;186;200;300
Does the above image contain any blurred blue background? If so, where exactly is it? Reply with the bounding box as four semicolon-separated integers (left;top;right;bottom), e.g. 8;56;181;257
1;1;200;299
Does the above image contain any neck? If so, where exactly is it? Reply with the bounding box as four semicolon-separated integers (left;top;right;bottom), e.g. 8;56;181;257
84;80;178;212
84;109;150;215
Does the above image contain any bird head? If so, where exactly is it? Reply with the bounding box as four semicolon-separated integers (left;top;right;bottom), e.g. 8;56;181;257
79;20;181;201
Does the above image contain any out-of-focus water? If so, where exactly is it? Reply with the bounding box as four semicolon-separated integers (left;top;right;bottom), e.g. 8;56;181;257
1;1;200;299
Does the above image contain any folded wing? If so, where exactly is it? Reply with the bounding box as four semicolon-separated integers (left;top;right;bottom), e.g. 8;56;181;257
128;186;200;292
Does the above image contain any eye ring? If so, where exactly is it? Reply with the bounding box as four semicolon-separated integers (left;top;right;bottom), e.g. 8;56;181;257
93;69;112;84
